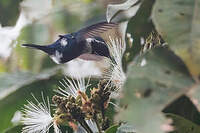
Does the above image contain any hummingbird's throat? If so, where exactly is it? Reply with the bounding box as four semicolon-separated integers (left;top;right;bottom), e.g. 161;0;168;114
50;50;63;64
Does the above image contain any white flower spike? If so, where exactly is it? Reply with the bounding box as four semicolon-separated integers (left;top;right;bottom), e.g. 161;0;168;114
104;36;126;89
56;76;90;98
21;93;61;133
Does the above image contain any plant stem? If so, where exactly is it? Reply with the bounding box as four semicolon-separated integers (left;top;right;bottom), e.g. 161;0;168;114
94;113;102;133
95;119;102;133
79;120;93;133
101;108;105;120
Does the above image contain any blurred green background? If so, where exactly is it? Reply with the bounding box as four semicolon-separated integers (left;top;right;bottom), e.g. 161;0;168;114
0;0;157;132
0;0;130;132
1;0;200;133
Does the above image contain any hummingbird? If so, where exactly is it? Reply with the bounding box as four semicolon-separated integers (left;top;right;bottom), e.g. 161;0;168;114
22;22;120;64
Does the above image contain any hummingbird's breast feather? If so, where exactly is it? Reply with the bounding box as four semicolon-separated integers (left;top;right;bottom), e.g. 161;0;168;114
78;53;104;61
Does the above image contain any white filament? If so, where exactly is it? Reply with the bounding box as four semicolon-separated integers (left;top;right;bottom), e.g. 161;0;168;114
55;76;90;98
104;37;126;89
21;93;60;133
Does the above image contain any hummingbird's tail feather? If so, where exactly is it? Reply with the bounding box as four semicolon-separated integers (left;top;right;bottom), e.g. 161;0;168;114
22;44;54;55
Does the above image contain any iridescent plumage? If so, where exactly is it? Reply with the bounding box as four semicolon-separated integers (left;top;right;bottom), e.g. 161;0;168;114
22;22;121;64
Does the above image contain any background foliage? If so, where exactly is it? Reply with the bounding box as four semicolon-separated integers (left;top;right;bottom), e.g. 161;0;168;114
0;0;200;133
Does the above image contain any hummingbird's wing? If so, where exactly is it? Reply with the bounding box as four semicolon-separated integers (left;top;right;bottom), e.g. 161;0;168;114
78;37;112;61
76;21;122;43
76;21;125;61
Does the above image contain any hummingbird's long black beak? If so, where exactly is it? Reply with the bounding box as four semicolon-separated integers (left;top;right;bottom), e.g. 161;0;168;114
22;44;54;55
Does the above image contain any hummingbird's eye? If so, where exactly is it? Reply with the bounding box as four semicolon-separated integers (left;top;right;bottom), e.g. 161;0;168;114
59;35;64;38
70;35;75;39
60;38;68;46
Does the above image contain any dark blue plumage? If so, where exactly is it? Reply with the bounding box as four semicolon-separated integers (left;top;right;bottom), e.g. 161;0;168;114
22;22;119;64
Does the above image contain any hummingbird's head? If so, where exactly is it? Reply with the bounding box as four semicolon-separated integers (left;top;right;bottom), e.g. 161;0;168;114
22;33;82;64
49;34;79;64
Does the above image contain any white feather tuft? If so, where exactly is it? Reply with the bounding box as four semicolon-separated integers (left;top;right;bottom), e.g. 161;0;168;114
50;50;63;64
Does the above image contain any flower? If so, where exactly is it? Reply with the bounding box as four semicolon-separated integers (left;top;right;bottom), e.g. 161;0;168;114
55;76;105;133
56;76;90;98
21;93;60;133
11;110;22;125
104;36;126;90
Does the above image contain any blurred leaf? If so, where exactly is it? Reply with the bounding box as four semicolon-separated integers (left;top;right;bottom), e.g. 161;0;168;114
124;0;155;69
15;24;56;72
106;0;142;67
0;61;6;72
52;9;83;33
15;25;38;71
106;0;141;23
0;67;62;132
117;47;195;133
0;71;32;99
116;123;136;133
187;84;200;112
163;95;200;125
0;67;62;100
105;124;119;133
166;113;200;133
152;0;200;77
0;0;22;26
20;0;52;21
81;0;95;4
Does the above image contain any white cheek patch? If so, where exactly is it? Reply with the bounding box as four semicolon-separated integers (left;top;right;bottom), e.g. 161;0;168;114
86;38;93;43
50;50;63;64
60;38;68;46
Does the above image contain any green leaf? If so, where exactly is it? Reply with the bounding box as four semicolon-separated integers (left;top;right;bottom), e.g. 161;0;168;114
3;125;23;133
0;67;62;132
152;0;200;77
106;0;146;70
117;47;195;133
0;67;62;100
166;113;200;133
163;95;200;125
124;0;156;68
0;72;32;99
105;124;119;133
0;0;21;26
